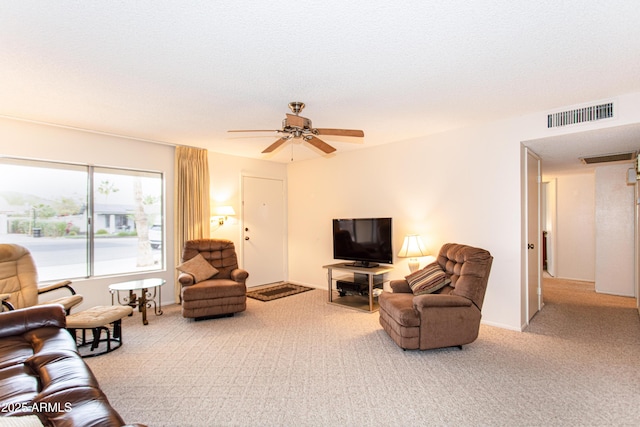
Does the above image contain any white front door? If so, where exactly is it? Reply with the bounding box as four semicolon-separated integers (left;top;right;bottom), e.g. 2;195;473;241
242;176;286;287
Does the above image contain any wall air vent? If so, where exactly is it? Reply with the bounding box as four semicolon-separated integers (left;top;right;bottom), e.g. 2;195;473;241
547;102;614;128
580;151;635;165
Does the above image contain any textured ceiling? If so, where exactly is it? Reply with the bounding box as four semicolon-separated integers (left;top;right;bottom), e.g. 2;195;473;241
1;1;640;165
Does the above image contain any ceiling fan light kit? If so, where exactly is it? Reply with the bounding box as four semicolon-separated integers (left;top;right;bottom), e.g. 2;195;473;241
228;102;364;156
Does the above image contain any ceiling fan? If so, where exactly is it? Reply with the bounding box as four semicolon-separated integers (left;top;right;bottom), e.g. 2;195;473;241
228;102;364;154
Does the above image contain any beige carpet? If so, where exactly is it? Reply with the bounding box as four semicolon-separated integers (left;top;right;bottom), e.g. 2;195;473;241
86;278;640;427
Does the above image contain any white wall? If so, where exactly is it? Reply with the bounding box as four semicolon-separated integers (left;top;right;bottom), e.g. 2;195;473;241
287;91;640;331
0;117;175;309
555;174;596;281
288;119;524;330
595;163;635;296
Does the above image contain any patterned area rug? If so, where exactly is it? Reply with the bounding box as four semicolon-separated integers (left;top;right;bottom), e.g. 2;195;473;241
246;283;314;301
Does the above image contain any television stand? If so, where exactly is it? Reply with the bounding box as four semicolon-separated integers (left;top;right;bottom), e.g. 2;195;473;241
322;262;393;312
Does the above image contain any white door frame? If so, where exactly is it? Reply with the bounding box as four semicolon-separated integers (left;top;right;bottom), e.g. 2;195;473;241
635;175;640;313
542;179;558;277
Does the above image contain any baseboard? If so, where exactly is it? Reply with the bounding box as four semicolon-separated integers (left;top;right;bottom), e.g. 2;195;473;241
481;319;523;332
285;280;322;290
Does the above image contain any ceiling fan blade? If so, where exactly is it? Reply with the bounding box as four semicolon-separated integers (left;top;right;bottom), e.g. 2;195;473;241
262;137;289;153
314;128;364;137
306;135;336;154
228;129;279;133
285;114;310;128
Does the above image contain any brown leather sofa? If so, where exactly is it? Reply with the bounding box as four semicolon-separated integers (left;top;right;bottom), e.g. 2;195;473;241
0;304;144;427
178;239;248;320
378;243;493;350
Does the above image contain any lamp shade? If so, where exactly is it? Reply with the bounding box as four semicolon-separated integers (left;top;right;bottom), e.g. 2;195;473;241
397;235;427;258
213;206;235;216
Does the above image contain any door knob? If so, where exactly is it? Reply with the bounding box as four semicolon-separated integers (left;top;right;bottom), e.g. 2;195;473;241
245;236;250;240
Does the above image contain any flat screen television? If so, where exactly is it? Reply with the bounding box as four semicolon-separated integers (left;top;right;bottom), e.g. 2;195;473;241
332;217;392;267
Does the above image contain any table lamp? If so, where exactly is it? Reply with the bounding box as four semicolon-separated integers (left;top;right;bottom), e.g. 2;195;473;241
397;234;428;273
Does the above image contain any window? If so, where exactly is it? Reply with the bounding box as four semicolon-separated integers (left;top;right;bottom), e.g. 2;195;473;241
0;158;164;281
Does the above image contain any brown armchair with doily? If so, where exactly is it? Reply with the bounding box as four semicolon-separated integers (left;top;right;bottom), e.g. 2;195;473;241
378;243;493;350
177;239;248;321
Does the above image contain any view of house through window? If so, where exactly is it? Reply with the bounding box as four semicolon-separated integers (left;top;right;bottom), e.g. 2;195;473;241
0;158;164;282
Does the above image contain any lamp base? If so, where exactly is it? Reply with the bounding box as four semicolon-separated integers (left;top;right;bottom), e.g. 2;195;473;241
408;259;420;273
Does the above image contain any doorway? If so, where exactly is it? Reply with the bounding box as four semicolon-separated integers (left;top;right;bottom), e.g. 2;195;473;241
241;175;286;287
541;179;557;277
523;123;640;313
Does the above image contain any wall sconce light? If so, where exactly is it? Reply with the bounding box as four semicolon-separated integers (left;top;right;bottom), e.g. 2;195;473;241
397;234;428;273
212;206;235;226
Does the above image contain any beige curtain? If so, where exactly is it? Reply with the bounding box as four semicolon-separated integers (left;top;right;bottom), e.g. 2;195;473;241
174;146;210;302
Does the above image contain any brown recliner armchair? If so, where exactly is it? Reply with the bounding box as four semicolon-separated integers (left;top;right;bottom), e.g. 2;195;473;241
178;239;248;320
0;243;82;313
378;243;493;350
